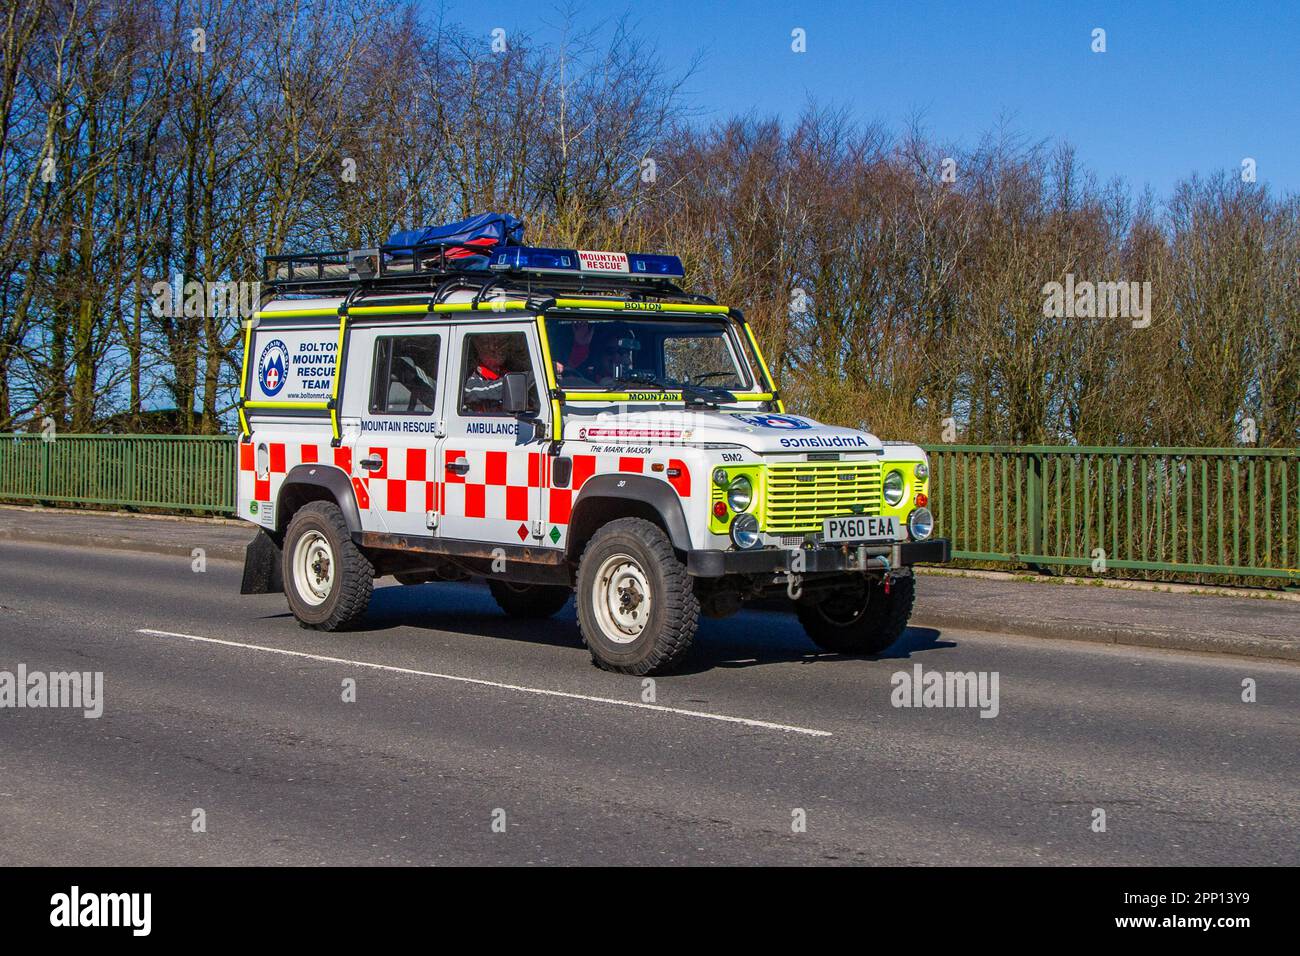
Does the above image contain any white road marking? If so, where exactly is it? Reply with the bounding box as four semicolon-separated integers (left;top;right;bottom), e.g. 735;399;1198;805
135;629;833;738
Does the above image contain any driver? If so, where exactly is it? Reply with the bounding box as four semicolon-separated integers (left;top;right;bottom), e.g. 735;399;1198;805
578;329;641;386
462;334;537;412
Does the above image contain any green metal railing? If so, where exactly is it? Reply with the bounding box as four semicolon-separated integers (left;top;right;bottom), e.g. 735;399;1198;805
922;445;1299;584
0;434;1295;584
0;434;235;513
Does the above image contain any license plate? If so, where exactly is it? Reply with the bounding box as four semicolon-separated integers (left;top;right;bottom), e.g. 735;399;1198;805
822;515;898;543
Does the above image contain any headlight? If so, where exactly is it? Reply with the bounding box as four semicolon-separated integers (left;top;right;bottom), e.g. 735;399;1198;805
908;507;934;540
727;475;752;512
883;469;905;506
914;461;929;480
730;513;761;549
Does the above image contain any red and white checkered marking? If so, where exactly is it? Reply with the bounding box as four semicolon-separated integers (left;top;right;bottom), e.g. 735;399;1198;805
239;439;693;541
361;446;438;515
239;440;352;505
547;453;691;525
441;448;541;522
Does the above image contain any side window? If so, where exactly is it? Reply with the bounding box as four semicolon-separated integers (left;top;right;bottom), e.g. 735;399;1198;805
369;335;441;415
459;331;539;416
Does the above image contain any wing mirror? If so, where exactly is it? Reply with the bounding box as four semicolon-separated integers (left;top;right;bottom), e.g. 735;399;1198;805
502;372;531;415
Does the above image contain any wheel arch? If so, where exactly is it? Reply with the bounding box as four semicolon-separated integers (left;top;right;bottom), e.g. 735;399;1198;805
565;474;692;560
276;464;362;535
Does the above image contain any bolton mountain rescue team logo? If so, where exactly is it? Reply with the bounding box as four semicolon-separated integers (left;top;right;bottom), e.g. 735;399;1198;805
258;339;289;397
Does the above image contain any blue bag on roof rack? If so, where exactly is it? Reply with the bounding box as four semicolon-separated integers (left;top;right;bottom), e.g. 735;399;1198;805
385;213;524;263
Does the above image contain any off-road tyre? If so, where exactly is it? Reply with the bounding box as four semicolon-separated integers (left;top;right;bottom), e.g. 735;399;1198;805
575;517;698;675
796;574;915;655
282;500;374;631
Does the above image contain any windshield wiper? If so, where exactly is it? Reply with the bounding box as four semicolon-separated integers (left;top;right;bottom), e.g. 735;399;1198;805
681;383;736;407
609;375;673;390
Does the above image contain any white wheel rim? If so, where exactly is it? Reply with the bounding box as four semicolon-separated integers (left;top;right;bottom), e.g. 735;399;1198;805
592;552;651;644
293;530;335;606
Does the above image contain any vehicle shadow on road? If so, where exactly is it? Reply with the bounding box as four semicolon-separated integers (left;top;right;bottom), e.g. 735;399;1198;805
683;609;953;674
355;581;587;649
339;581;955;673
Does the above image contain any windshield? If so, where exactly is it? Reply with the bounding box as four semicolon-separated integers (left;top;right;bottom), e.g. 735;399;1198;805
546;317;756;392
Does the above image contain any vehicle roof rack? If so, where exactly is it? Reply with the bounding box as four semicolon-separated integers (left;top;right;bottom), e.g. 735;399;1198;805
264;239;492;289
263;242;715;307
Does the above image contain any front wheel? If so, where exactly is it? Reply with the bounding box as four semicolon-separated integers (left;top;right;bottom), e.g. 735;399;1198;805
796;574;914;655
575;518;698;675
282;501;374;630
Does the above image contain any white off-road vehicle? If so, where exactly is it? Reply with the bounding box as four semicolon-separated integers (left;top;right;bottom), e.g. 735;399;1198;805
237;221;949;674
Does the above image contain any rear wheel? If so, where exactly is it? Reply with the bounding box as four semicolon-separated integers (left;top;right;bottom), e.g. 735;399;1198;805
575;517;698;675
282;501;373;630
488;579;572;619
797;574;914;655
394;571;434;585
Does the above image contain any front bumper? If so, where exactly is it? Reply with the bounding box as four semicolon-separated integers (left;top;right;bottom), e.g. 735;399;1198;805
687;538;951;577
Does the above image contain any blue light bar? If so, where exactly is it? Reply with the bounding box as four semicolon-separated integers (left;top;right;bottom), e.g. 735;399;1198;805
489;246;579;274
490;246;684;279
628;253;685;278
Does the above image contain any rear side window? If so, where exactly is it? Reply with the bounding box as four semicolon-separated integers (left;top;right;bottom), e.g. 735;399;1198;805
370;335;441;414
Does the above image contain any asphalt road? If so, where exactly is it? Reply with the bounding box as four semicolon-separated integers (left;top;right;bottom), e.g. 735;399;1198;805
1;538;1296;865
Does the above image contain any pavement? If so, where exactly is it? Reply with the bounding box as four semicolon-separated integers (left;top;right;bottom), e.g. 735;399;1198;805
0;534;1296;865
2;504;1296;662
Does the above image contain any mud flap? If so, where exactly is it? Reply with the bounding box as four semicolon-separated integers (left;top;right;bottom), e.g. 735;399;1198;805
240;529;284;595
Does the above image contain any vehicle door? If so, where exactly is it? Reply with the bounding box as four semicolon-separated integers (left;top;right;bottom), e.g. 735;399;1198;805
437;322;549;547
342;324;446;535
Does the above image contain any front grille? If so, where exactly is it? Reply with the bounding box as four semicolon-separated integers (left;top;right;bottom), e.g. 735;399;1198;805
764;461;882;532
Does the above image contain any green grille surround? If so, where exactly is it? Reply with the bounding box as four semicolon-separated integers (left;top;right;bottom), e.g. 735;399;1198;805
764;461;882;532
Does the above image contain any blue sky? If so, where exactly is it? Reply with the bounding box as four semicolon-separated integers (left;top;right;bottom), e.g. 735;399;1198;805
424;0;1300;198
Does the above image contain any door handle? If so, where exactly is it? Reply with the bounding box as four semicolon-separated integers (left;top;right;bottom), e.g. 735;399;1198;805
360;456;383;471
446;456;470;476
